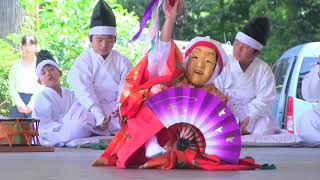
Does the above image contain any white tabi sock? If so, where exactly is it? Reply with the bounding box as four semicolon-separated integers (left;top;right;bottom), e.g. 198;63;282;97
145;135;167;158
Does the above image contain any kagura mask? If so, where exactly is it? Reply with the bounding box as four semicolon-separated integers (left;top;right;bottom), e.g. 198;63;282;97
184;37;226;86
186;46;217;86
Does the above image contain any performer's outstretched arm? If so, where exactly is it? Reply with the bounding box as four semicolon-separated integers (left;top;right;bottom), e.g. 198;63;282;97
145;0;181;159
148;0;180;78
161;0;180;42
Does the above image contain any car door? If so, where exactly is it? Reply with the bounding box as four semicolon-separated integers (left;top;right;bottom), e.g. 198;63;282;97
272;56;296;128
293;56;320;132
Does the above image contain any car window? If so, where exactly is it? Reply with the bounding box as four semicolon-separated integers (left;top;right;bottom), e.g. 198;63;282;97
274;58;290;93
296;57;319;100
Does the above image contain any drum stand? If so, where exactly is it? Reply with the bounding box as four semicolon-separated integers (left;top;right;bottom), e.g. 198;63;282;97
0;118;54;152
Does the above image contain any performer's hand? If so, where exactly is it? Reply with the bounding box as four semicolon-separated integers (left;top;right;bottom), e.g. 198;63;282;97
98;116;111;131
180;124;194;140
240;117;250;135
161;0;180;41
163;0;180;22
203;85;228;104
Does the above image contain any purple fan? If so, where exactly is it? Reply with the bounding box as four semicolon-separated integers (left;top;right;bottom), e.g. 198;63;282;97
145;87;241;164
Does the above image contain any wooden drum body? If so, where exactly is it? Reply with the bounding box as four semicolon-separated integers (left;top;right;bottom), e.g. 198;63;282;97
0;118;40;146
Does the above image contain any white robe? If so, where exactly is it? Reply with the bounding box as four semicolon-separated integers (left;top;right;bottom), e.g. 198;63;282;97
298;66;320;145
67;48;132;134
148;41;171;78
214;55;277;135
32;87;98;146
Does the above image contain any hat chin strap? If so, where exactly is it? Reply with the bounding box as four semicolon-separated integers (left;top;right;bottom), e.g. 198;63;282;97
89;26;116;36
235;31;263;50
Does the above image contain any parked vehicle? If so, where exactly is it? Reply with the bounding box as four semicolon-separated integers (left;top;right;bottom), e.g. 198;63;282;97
271;42;320;133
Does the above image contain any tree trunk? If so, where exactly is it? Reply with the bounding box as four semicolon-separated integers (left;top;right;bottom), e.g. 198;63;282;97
0;0;23;39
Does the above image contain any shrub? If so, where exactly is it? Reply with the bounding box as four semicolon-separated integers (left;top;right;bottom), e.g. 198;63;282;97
0;39;20;115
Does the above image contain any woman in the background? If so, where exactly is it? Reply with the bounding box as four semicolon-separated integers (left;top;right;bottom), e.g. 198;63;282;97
8;35;41;118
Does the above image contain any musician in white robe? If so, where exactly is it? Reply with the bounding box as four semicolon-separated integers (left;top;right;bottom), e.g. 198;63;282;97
32;50;100;146
297;64;320;145
214;17;277;135
67;0;133;135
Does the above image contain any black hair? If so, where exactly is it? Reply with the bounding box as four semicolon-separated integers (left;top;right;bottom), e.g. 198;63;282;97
21;35;37;46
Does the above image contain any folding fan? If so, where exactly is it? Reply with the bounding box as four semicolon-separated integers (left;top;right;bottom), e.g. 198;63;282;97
145;87;241;164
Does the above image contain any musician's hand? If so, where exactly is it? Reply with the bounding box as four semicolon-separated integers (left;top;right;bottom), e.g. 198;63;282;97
112;111;119;118
97;116;111;131
240;117;251;135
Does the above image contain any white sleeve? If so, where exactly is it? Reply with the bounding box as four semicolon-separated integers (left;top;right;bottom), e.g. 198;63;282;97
302;66;320;101
214;54;233;94
67;55;105;125
247;67;276;132
8;63;25;107
32;93;55;129
117;57;133;103
147;40;171;78
214;68;227;94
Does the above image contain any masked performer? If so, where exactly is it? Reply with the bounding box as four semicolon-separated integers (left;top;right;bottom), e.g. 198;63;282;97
93;0;261;170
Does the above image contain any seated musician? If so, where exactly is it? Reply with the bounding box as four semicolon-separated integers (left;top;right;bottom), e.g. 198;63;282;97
32;50;108;146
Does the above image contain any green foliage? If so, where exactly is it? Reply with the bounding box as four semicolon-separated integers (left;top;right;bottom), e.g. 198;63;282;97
119;0;320;65
117;0;149;19
248;0;320;65
0;39;20;115
0;0;144;114
19;0;143;86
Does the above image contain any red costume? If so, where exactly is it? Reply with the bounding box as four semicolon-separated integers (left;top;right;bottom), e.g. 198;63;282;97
92;41;262;170
93;42;183;168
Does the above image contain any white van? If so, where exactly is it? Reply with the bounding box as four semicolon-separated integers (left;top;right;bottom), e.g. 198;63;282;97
271;42;320;133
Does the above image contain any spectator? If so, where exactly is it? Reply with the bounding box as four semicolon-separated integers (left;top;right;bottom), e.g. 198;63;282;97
8;35;41;118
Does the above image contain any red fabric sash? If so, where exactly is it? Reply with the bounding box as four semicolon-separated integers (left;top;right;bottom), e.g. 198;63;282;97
141;149;261;170
119;41;184;119
93;41;183;167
